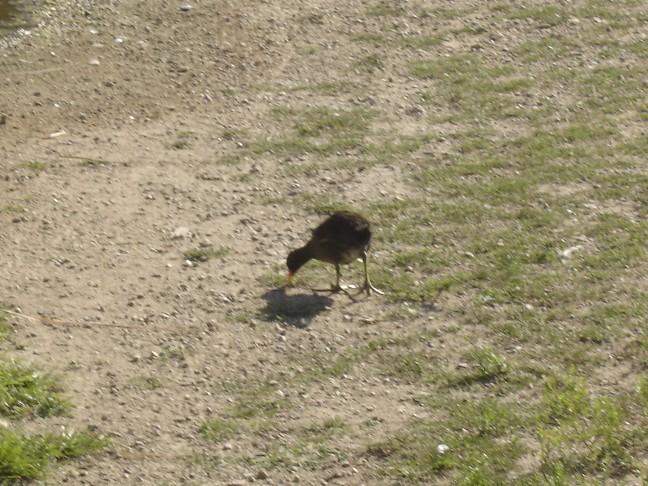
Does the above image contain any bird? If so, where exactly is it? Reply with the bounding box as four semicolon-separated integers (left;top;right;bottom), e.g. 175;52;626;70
286;211;383;295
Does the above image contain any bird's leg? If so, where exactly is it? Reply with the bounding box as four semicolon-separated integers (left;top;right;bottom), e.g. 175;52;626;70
361;251;384;295
329;263;355;293
331;263;343;291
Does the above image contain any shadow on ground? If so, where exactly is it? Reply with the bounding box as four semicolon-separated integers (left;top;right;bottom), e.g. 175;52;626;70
260;288;333;328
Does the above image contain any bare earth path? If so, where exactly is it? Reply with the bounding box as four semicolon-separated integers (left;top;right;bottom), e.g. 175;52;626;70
1;0;453;484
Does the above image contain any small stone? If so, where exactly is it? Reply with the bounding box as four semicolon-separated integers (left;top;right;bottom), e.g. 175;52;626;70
560;244;583;258
326;470;344;481
255;469;270;480
172;226;191;239
179;4;193;11
437;444;450;454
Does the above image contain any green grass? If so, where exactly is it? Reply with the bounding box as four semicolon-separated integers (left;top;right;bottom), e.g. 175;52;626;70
131;375;168;391
249;106;377;161
0;332;109;483
367;0;405;17
183;246;228;262
355;27;647;471
289;80;365;95
222;0;648;482
168;130;197;150
16;161;47;172
0;428;109;483
201;380;290;445
0;308;109;483
249;417;349;470
367;371;646;484
0;364;70;419
78;157;109;168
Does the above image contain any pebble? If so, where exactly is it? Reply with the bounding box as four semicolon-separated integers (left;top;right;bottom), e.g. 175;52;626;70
172;226;191;239
255;469;270;480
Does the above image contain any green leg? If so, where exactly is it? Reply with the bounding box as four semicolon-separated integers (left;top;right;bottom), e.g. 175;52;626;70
362;251;384;295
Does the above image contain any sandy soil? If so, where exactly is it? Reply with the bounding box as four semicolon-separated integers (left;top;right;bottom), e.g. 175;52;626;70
0;0;458;484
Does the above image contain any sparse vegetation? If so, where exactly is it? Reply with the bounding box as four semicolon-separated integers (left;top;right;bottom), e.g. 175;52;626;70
78;158;109;168
0;310;109;483
183;247;228;262
16;161;47;172
168;130;197;149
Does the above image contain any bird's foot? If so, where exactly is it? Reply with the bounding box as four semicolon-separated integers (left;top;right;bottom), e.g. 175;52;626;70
331;283;355;294
361;282;384;295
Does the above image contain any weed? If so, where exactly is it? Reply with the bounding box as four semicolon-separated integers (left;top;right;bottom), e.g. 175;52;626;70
251;106;377;159
0;365;70;418
168;130;197;149
200;418;240;443
368;0;404;17
131;376;168;391
183;247;228;262
446;348;509;387
78;158;108;168
17;161;47;172
0;428;109;482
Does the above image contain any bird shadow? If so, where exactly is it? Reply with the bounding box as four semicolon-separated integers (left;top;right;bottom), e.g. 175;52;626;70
260;287;333;328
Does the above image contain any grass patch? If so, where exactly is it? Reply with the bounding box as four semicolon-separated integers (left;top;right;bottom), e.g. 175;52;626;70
201;380;290;444
200;418;241;443
16;161;47;172
367;0;405;17
131;375;168;391
182;246;228;262
368;396;526;483
312;3;647;480
289;80;365;95
251;106;377;159
0;428;109;483
446;347;509;387
368;371;646;483
77;158;109;168
0;336;109;483
0;365;70;419
168;130;197;150
249;417;349;470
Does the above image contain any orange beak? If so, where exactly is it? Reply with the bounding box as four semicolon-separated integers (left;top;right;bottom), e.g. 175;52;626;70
287;272;294;285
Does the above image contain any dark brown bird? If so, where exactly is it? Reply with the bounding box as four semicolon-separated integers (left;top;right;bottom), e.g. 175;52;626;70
286;211;383;295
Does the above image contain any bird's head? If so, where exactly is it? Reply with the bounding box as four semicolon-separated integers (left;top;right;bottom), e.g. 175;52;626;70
286;248;306;285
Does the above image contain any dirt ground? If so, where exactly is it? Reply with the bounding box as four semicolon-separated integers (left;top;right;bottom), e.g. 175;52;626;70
0;0;454;484
2;0;644;484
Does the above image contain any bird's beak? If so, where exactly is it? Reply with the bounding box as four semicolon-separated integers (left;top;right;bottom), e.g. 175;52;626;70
287;272;294;285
